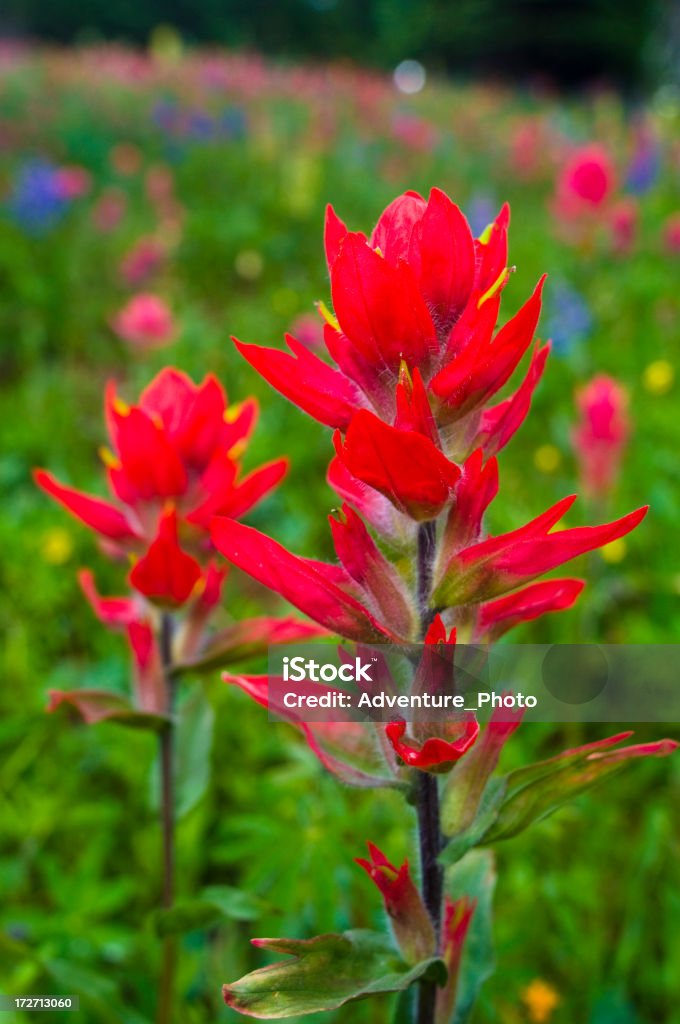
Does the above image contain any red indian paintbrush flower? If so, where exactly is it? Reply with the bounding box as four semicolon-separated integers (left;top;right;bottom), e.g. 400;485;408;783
572;374;629;500
211;187;650;669
218;188;677;1023
35;367;287;606
233;190;549;460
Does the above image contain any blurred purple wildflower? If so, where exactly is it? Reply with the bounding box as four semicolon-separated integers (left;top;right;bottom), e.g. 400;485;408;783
625;136;661;195
7;160;71;234
545;280;593;356
466;192;497;237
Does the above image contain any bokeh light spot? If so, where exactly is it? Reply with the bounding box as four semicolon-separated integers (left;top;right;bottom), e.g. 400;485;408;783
643;359;674;395
394;60;426;94
533;444;561;473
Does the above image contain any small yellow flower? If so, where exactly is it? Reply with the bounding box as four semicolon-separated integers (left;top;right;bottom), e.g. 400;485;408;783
642;359;674;395
521;979;560;1023
41;527;74;566
235;250;264;281
533;444;561;473
600;538;627;563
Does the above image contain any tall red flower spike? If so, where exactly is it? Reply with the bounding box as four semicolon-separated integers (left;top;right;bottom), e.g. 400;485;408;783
215;189;676;1024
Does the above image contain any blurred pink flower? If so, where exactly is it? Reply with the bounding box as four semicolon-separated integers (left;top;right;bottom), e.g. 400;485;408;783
92;187;127;232
508;118;543;180
572;375;629;500
145;164;175;204
391;114;438;152
608;197;638;255
55;164;91;199
111;293;175;349
662;212;680;254
120;236;166;286
560;144;616;207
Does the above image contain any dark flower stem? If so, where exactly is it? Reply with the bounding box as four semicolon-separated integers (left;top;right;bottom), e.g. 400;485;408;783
157;612;177;1024
415;522;444;1024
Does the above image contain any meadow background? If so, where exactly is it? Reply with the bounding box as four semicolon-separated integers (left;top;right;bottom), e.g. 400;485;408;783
1;7;679;1023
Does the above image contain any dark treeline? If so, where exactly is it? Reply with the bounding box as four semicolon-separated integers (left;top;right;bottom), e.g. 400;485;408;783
0;0;671;88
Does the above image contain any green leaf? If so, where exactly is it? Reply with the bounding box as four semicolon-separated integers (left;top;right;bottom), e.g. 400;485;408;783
223;929;447;1019
49;689;168;731
481;750;631;844
152;887;267;936
174;686;214;817
446;851;496;1024
201;884;268;921
150;686;214;819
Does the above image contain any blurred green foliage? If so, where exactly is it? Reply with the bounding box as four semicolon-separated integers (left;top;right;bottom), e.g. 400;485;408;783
0;47;678;1024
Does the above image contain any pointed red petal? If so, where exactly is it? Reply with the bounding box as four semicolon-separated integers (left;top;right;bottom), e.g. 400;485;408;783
34;469;138;540
234;335;360;429
211;517;398;642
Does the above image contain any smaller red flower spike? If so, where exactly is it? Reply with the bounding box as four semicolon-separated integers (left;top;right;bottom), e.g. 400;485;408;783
356;842;435;964
386;718;479;773
129;507;202;606
334;411;461;521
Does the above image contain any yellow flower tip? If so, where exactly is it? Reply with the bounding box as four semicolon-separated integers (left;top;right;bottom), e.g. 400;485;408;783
373;245;384;258
477;266;512;309
40;527;74;566
398;359;413;388
316;299;340;333
601;538;627;564
112;397;130;417
224;402;243;425
99;445;121;471
533;444;562;473
643;359;674;395
521;979;561;1024
227;440;247;460
478;222;494;245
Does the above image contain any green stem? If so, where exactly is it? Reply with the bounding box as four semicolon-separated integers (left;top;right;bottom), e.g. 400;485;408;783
156;613;177;1024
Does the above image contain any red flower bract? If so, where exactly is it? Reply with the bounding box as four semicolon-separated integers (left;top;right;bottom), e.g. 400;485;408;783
35;367;287;580
386;718;480;773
